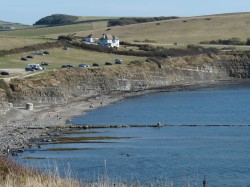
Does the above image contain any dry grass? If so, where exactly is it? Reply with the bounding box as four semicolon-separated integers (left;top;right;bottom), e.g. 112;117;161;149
0;36;52;50
2;13;250;50
0;157;84;187
74;12;250;45
0;157;174;187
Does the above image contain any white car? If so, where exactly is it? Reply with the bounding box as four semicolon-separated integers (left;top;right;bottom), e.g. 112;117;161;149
26;64;44;70
79;64;89;68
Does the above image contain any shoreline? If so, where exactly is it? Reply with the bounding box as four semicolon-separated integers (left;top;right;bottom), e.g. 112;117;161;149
1;79;250;155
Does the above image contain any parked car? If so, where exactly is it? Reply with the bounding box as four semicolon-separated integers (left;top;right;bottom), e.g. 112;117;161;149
25;67;35;71
115;59;122;64
79;64;89;68
92;63;99;67
37;52;45;56
43;51;49;55
26;55;33;59
61;65;74;68
21;57;27;61
105;61;112;65
41;62;49;66
0;71;10;75
26;64;43;70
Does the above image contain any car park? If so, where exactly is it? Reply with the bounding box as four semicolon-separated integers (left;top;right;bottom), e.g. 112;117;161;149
0;71;10;75
79;64;89;68
105;61;112;65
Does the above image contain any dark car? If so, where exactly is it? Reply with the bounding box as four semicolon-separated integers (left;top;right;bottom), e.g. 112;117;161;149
25;67;35;72
92;63;99;67
105;62;112;65
26;55;33;59
115;59;122;64
21;57;27;61
41;62;49;66
0;71;10;75
43;51;49;55
61;65;74;68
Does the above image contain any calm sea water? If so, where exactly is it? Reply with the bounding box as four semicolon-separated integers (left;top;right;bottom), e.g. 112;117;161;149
17;85;250;186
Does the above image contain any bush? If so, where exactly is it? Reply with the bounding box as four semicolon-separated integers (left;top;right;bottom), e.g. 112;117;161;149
246;38;250;46
200;37;246;45
34;14;78;25
107;16;179;27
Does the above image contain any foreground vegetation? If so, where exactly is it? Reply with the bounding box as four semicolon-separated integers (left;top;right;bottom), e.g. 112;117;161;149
0;157;84;187
0;157;176;187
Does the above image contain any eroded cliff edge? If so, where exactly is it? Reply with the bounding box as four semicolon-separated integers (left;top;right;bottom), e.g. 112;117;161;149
1;53;250;112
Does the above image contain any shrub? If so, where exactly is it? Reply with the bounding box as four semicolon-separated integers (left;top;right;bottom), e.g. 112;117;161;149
107;16;179;27
200;37;246;45
34;14;78;25
246;38;250;46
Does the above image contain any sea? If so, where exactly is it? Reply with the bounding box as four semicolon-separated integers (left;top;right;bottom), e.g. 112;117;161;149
17;84;250;186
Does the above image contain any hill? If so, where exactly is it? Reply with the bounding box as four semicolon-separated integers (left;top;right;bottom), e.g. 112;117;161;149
34;14;79;26
34;14;118;26
0;20;30;30
1;12;250;50
74;12;250;46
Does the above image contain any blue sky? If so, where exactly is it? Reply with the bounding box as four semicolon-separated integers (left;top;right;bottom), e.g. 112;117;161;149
1;0;250;25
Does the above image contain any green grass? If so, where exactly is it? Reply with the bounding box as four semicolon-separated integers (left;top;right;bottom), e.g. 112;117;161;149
0;47;146;69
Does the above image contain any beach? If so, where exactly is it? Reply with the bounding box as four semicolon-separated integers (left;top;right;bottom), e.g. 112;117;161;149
0;93;126;155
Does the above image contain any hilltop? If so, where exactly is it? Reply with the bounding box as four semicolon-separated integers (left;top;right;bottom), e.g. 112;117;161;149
34;14;118;26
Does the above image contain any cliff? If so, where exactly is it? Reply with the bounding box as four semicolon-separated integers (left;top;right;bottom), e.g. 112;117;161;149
1;53;250;111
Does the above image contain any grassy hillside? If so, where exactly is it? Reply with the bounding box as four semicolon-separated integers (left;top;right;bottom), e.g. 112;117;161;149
2;12;250;49
73;12;250;46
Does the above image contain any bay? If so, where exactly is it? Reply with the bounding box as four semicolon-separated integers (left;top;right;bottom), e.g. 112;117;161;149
17;84;250;186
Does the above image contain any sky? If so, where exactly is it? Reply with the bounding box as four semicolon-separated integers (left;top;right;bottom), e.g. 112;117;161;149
1;0;250;25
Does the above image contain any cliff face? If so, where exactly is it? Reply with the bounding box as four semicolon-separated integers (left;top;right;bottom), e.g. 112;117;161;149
0;80;11;115
1;53;250;109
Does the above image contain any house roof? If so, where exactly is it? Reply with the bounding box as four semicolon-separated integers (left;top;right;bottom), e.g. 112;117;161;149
100;34;119;40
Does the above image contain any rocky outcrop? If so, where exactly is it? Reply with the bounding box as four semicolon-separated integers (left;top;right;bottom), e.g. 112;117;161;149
1;53;250;108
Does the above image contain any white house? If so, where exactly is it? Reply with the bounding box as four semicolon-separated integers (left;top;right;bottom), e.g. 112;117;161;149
98;34;120;48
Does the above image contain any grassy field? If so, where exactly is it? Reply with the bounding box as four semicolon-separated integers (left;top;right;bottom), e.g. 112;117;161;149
0;36;52;50
0;47;146;70
0;20;109;50
74;12;250;46
2;12;250;49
